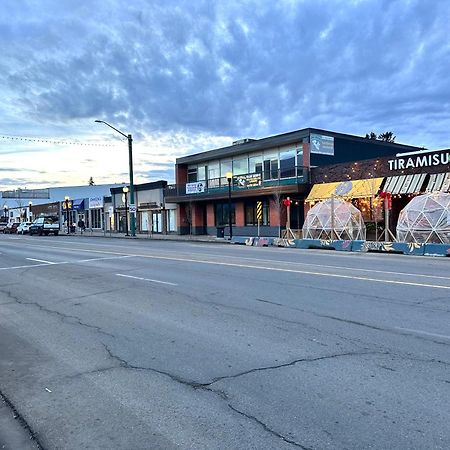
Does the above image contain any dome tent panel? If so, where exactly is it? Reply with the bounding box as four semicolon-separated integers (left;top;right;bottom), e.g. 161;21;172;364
303;198;366;241
396;192;450;244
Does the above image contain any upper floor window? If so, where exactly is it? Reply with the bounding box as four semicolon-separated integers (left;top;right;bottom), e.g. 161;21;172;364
187;167;197;182
279;148;296;178
233;157;248;175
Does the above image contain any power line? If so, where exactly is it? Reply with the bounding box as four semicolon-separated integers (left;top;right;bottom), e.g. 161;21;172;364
0;134;123;147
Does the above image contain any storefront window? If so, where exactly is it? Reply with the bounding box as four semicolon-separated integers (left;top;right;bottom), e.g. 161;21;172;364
245;200;270;225
152;212;162;232
141;211;150;232
353;198;383;222
215;202;235;226
91;209;102;228
168;209;176;232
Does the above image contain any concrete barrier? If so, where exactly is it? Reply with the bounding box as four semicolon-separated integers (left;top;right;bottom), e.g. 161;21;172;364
359;241;425;256
232;236;449;257
423;243;450;257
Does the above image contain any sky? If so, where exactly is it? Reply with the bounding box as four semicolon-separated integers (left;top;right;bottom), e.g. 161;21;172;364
1;0;450;191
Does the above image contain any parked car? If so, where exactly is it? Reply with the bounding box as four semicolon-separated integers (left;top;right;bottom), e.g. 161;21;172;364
29;216;60;236
17;221;32;234
0;221;7;233
3;222;19;234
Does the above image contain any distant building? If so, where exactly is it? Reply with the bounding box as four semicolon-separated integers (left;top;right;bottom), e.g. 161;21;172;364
1;184;125;228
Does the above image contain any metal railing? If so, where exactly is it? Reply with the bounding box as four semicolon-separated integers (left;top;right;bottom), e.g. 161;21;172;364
165;166;309;198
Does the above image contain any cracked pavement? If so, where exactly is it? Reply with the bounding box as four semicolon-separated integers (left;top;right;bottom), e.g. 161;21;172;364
0;235;449;449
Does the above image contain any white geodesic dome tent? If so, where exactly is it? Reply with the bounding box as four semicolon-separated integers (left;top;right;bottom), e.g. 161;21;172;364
396;192;450;244
303;198;366;240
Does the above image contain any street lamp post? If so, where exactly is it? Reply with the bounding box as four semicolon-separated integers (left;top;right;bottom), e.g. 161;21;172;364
95;120;136;236
226;172;233;240
123;186;129;236
64;196;71;234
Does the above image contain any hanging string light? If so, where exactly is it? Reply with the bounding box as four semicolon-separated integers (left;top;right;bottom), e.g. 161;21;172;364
0;134;120;147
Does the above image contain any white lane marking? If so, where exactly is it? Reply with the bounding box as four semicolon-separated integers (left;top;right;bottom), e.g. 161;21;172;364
0;263;55;271
3;242;450;290
4;240;449;282
116;273;178;286
77;255;134;262
0;255;136;271
26;258;58;264
395;327;450;340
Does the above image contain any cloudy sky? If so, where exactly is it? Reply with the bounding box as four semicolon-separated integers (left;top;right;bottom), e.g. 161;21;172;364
1;0;450;190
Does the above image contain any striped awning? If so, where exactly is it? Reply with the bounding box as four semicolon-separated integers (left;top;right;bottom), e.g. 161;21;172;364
426;173;450;193
382;174;426;195
306;178;384;203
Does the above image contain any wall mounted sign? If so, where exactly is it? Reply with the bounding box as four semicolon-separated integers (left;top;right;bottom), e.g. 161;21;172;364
388;150;450;171
233;173;262;189
310;134;335;156
89;196;103;209
186;181;205;194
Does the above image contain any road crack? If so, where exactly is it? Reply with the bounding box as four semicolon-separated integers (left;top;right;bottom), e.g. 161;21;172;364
227;403;313;449
101;345;384;449
0;288;115;338
0;388;46;450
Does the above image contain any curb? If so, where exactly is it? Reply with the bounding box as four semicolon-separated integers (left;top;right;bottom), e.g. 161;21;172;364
231;236;450;257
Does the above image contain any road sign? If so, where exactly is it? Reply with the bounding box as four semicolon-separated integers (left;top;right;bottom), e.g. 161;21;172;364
256;201;263;221
129;204;137;214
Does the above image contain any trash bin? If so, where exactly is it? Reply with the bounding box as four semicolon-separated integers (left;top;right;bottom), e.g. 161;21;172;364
216;226;225;238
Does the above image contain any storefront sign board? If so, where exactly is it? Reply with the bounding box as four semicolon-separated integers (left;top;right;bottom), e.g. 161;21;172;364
233;173;262;189
388;150;450;171
186;182;205;194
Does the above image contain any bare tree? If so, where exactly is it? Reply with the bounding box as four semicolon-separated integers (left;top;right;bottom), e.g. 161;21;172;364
272;186;283;238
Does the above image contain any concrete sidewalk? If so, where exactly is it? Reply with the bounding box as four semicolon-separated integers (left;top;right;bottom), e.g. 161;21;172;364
60;229;231;244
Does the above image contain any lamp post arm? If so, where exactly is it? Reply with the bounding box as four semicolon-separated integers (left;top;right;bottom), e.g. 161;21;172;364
94;120;128;139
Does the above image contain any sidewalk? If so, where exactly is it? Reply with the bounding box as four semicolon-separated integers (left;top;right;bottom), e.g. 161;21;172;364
60;229;231;244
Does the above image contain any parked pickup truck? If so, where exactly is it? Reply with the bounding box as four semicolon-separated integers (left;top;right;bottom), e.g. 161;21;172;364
29;216;60;236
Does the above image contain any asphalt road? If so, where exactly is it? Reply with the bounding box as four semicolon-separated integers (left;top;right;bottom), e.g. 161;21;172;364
0;234;449;450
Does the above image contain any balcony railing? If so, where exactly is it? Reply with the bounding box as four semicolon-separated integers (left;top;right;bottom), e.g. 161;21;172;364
165;166;309;198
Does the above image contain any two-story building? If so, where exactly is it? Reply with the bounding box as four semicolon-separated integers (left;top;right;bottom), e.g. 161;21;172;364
165;128;422;236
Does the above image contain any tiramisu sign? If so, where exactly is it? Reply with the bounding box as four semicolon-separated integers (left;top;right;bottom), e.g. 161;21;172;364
388;150;450;171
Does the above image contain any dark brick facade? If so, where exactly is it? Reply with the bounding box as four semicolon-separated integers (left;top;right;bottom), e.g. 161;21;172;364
311;149;450;184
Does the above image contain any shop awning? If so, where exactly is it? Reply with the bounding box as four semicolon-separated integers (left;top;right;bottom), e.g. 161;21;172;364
383;174;426;195
306;178;384;203
425;173;450;193
72;199;85;210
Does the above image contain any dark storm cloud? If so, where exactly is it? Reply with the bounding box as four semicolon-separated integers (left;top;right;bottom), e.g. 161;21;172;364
1;0;450;148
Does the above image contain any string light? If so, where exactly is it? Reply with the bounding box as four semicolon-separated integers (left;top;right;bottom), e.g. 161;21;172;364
0;134;119;147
